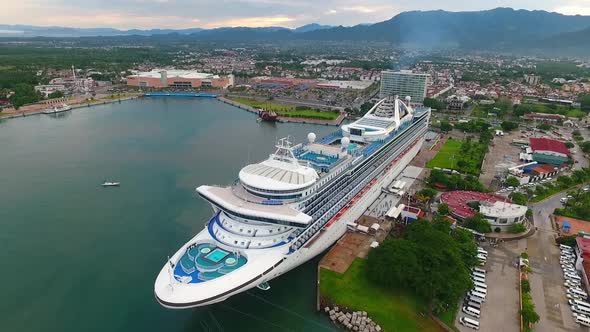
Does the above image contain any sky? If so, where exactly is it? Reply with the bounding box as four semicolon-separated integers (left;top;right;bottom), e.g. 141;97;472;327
2;0;590;30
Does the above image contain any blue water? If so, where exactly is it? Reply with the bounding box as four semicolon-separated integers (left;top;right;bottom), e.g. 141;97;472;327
0;98;337;332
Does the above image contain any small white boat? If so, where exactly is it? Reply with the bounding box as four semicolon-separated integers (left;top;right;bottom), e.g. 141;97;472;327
43;104;72;114
101;181;120;187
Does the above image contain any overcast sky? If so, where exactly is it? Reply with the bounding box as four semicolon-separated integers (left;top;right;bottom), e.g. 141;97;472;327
3;0;590;29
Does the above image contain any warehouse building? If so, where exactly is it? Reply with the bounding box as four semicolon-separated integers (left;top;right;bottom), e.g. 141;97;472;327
529;138;571;166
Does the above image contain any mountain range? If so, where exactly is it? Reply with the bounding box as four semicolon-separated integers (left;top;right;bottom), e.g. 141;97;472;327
1;8;590;54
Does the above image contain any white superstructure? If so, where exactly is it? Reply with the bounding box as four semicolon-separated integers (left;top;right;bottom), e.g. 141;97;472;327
154;96;430;308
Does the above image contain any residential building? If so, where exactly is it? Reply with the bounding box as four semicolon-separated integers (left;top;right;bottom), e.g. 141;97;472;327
379;70;429;103
524;74;541;85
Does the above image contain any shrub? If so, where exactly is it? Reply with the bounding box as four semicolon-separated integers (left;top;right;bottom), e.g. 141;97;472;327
509;223;527;234
521;252;529;259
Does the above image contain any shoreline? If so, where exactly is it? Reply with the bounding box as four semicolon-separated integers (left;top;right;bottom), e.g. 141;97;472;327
0;95;141;120
217;96;346;126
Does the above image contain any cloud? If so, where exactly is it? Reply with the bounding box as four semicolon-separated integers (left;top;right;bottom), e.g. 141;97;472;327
204;15;297;28
0;0;587;29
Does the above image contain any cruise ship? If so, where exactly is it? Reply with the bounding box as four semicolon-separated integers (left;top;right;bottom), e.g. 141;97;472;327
155;96;430;308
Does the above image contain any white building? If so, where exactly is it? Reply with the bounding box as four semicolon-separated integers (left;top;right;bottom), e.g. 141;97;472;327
379;70;429;103
479;201;528;231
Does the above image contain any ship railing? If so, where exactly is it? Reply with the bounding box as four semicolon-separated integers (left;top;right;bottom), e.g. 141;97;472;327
290;126;426;251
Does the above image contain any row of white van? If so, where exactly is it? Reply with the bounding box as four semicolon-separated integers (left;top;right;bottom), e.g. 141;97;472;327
459;262;489;329
560;244;590;327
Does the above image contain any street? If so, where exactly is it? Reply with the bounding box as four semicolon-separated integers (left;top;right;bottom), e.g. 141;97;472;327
527;192;589;331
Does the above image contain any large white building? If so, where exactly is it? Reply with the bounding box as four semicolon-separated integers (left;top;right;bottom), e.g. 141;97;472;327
379;70;429;103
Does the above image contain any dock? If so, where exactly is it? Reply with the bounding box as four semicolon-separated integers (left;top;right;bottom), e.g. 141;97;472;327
217;96;346;126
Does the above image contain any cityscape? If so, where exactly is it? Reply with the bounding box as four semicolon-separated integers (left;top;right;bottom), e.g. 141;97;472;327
1;2;590;332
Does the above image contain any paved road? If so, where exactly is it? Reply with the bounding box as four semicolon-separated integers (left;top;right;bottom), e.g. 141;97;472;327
528;192;589;332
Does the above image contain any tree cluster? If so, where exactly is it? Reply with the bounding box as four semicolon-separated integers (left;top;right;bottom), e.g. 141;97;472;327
462;213;492;233
428;169;488;192
367;220;476;313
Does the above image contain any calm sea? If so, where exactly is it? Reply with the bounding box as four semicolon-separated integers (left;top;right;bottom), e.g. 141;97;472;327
0;98;337;332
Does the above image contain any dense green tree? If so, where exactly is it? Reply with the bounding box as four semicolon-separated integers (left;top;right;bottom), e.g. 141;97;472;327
505;176;520;188
494;97;513;116
48;91;64;99
9;83;41;109
578;94;590;113
438;203;450;215
439;120;452;133
463;213;492;233
501;121;519;132
521;293;540;326
367;220;475;313
510;192;528;206
537;123;552;131
423;97;446;110
565;142;575;148
367;239;419;289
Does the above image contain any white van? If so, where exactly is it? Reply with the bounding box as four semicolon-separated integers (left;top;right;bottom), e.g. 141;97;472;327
576;315;590;327
568;288;588;298
472;276;486;284
468;295;484;304
469;290;486;301
466;301;481;310
473;267;486;274
473;281;487;290
477;248;488;255
566;273;582;282
573;305;590;316
459;316;480;330
560;244;572;250
462;306;480;318
477;254;487;260
473;287;487;296
574;300;590;309
472;271;486;279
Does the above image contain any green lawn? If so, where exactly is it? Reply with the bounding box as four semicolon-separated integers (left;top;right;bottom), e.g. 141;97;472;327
228;97;340;120
426;139;485;175
426;139;462;170
320;259;444;332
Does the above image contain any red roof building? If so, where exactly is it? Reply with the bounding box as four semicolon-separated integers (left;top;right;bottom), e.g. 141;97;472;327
529;138;570;157
440;191;512;219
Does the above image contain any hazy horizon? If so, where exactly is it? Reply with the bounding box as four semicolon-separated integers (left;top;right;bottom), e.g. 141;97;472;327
2;1;590;30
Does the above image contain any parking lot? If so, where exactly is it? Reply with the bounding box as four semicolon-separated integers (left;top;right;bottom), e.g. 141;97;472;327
455;242;521;332
527;193;589;332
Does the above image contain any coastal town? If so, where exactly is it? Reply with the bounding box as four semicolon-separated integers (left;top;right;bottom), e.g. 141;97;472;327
2;6;590;332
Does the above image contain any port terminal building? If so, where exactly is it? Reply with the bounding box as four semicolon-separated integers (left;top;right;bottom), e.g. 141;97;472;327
127;69;234;89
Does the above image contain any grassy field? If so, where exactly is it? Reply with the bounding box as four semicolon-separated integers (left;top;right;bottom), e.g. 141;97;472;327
320;259;444;332
228;97;340;120
426;139;485;175
426;139;462;169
